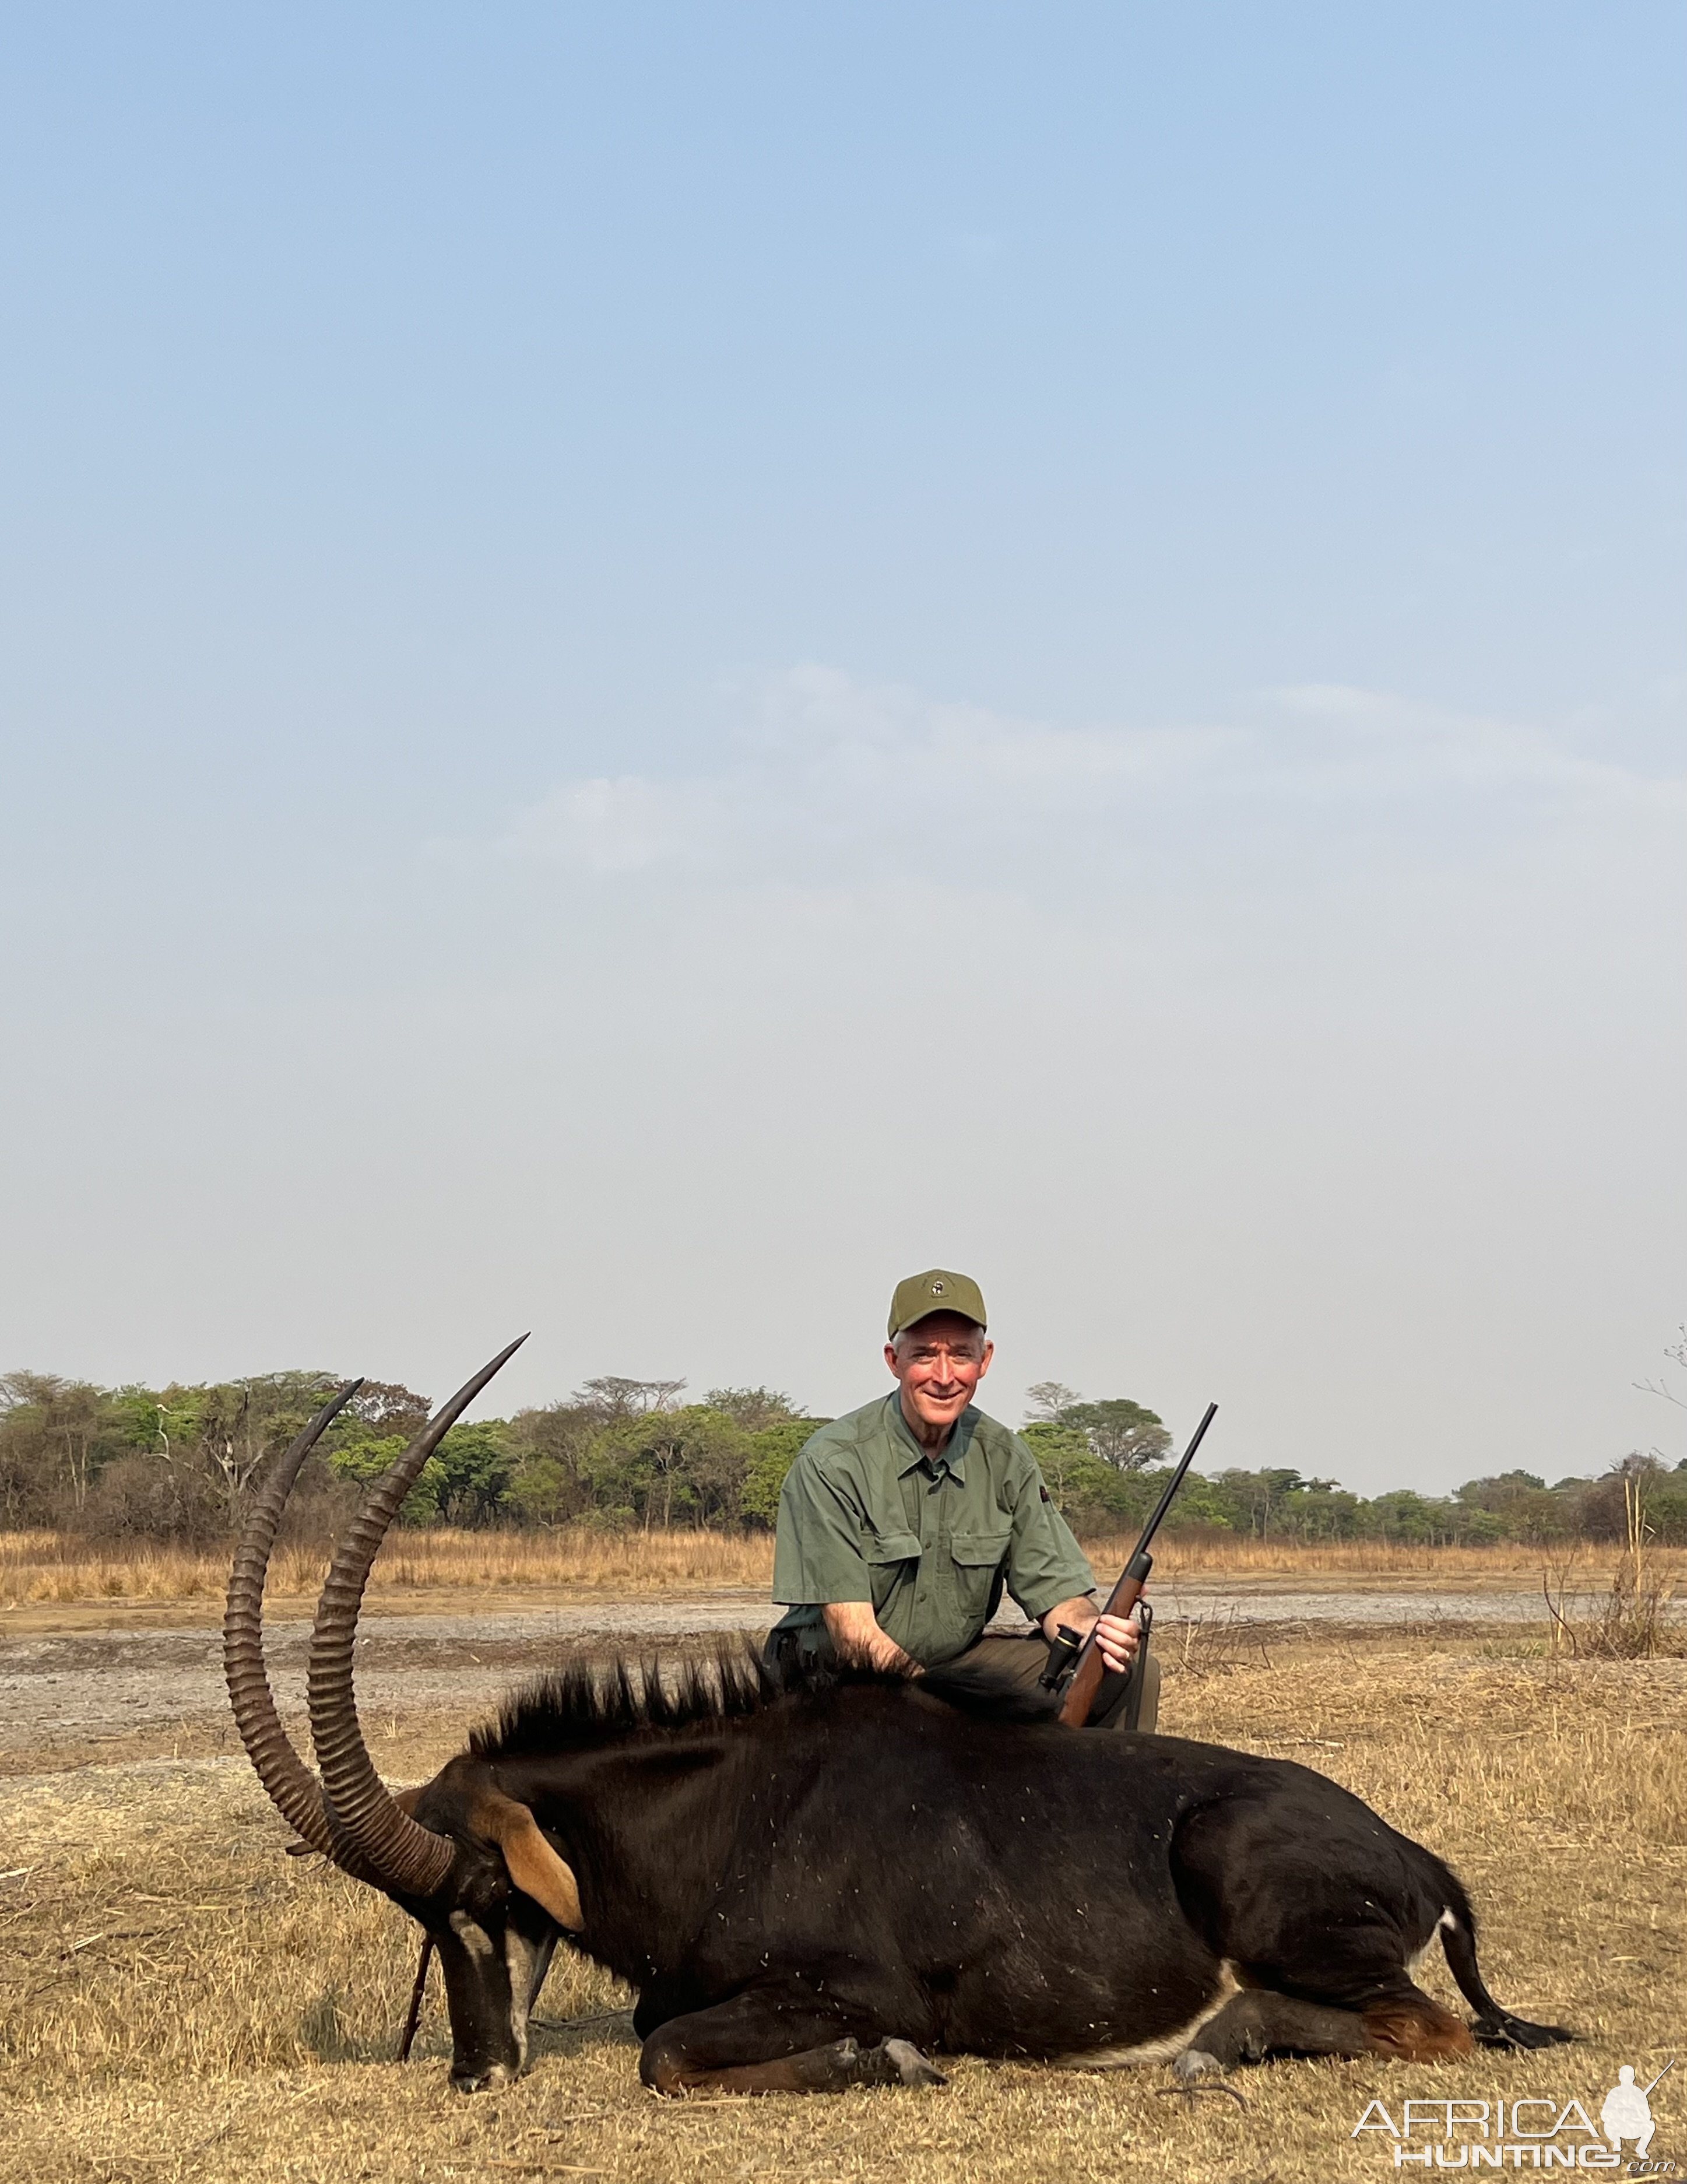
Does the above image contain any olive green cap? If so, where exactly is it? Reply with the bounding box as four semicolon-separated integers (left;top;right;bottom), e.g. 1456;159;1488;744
888;1269;987;1340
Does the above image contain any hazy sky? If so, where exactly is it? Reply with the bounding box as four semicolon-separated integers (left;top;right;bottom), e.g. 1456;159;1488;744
2;5;1683;1492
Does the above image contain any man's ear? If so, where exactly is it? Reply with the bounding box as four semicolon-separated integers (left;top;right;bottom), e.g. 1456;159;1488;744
469;1789;584;1930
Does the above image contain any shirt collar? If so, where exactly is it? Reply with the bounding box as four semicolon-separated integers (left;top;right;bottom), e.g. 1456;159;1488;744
886;1392;975;1481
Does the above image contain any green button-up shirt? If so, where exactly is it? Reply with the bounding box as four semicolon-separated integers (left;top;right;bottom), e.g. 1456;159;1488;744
770;1393;1096;1667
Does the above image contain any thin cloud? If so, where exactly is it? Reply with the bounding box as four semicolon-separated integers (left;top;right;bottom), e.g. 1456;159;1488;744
489;666;1685;886
504;775;725;873
1267;683;1677;802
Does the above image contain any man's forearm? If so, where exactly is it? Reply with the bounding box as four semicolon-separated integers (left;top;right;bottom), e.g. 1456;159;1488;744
1040;1593;1098;1641
821;1601;920;1675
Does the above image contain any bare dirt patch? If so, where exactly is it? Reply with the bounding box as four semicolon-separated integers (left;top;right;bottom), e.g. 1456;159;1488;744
5;1579;1637;1775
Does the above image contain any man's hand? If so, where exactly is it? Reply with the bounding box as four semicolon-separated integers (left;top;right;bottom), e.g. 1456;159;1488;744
821;1601;922;1676
1041;1594;1140;1675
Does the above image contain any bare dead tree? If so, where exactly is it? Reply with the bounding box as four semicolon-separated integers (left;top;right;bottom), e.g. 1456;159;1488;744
1022;1380;1083;1424
1634;1323;1687;1411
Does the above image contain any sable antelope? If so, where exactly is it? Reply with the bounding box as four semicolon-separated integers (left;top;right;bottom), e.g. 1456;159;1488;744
224;1344;1574;2096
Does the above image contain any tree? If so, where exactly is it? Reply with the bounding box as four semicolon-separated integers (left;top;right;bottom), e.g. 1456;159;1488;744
504;1402;603;1526
1639;1467;1687;1544
574;1376;687;1420
1056;1398;1172;1473
705;1388;802;1432
1576;1452;1678;1544
582;1405;751;1528
305;1378;454;1521
1020;1423;1138;1532
739;1416;825;1525
1362;1490;1458;1546
0;1372;115;1523
434;1421;516;1526
1201;1466;1362;1543
341;1381;433;1438
0;1371;108;1511
1454;1470;1548;1509
1453;1470;1570;1546
1021;1423;1099;1502
26;1350;1687;1547
104;1384;194;1460
328;1435;449;1525
1022;1381;1083;1425
1635;1324;1687;1411
1274;1483;1363;1543
194;1371;342;1518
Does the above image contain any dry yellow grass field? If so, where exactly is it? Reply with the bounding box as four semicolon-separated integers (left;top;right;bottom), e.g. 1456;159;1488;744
2;1622;1682;2184
7;1526;1683;1608
0;1528;775;1608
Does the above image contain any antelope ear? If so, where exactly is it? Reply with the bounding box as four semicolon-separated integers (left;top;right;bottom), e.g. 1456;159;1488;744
470;1789;584;1931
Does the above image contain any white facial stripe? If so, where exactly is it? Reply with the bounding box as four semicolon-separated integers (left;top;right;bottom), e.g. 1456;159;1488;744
449;1911;495;1963
504;1927;544;2065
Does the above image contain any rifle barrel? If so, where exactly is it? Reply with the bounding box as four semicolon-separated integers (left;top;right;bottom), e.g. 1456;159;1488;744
1127;1402;1219;1566
1056;1400;1218;1729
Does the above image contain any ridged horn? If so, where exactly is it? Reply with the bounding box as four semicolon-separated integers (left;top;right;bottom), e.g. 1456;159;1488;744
223;1378;365;1856
307;1337;528;1898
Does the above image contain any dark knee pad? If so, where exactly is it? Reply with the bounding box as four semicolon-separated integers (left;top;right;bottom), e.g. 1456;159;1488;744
1094;1636;1159;1732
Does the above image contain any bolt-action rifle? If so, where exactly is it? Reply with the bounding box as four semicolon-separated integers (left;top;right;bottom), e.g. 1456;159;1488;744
1042;1400;1219;1727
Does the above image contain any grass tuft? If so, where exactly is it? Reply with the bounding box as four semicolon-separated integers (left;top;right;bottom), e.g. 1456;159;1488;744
1542;1481;1684;1659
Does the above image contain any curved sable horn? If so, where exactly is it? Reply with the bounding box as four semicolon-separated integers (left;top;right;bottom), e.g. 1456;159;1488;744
224;1378;365;1859
308;1337;529;1897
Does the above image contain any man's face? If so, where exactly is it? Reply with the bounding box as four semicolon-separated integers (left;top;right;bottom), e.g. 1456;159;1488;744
885;1313;994;1437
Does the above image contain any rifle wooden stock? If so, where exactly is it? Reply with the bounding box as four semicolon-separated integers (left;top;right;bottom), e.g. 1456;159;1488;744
1056;1402;1218;1729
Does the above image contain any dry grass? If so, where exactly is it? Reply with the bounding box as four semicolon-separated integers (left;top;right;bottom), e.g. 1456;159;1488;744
1542;1484;1683;1659
0;1528;774;1607
1144;1535;1687;1582
2;1627;1682;2183
8;1525;1684;1609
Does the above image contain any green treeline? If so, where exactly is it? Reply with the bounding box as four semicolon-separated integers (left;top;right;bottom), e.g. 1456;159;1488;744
1;1368;1682;1546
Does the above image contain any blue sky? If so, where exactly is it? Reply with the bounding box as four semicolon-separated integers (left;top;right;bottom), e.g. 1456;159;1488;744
2;5;1683;1488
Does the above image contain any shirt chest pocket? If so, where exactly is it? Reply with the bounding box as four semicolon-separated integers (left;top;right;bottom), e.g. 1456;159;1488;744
948;1528;1013;1621
862;1529;922;1614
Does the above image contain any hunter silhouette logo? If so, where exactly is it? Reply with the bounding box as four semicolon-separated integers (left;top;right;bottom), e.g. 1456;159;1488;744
1604;2064;1672;2163
1352;2059;1675;2171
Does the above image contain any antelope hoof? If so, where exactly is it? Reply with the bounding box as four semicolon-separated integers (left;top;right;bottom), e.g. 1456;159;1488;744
451;2063;517;2094
867;2038;946;2087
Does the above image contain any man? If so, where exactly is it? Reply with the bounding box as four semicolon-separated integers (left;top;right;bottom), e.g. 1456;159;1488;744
769;1269;1159;1731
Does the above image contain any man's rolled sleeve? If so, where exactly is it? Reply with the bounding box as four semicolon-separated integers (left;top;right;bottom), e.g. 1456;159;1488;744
772;1451;874;1606
1003;1447;1096;1624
